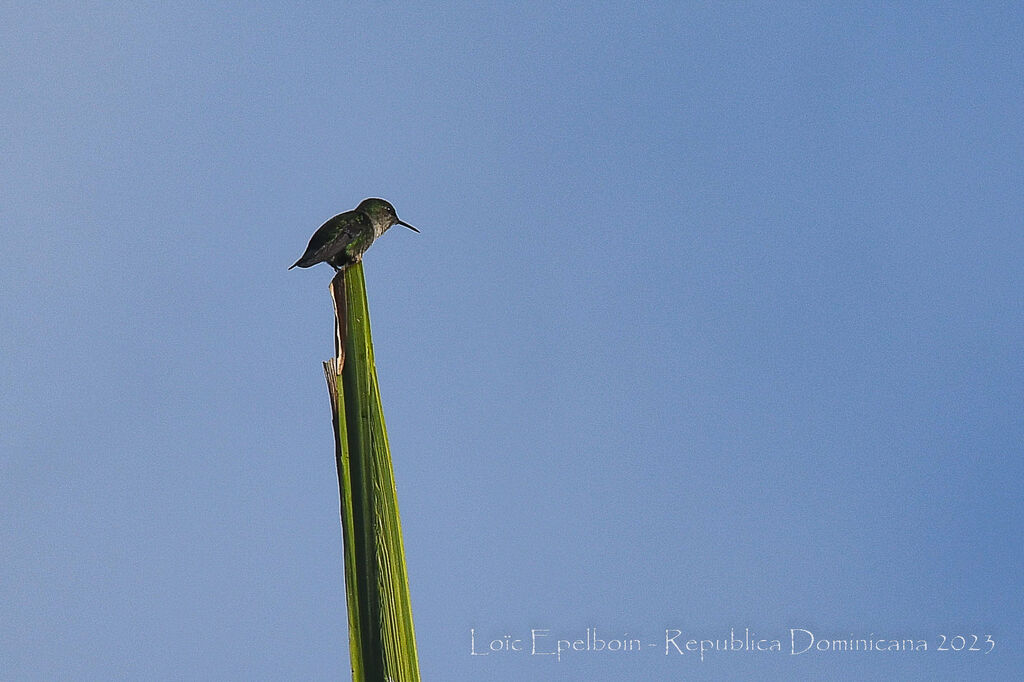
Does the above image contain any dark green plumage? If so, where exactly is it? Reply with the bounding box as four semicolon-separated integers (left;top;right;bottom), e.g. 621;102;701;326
290;198;418;272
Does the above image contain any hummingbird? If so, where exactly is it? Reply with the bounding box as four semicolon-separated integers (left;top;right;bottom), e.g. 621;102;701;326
289;198;419;271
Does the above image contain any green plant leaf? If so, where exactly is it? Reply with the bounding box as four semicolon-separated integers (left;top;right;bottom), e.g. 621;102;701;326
324;263;420;682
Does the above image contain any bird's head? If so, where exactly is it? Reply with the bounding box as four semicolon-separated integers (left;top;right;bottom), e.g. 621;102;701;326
357;198;419;234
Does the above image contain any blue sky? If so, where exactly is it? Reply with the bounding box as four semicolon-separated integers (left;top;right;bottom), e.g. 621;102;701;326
2;2;1022;680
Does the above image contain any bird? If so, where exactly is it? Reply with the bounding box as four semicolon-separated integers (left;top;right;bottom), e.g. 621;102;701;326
289;198;419;271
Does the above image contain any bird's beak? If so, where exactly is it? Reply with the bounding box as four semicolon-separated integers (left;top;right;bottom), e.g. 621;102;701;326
397;220;420;233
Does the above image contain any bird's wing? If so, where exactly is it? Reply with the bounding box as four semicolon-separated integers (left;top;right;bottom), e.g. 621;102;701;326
299;210;373;265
